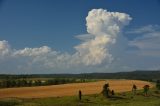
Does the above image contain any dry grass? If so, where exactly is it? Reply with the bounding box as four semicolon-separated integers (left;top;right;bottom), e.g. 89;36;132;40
0;80;153;98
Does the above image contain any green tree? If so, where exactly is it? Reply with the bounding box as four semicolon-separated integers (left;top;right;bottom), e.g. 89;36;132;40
21;79;28;86
10;80;16;87
35;80;42;86
156;80;160;90
28;80;33;87
6;80;12;88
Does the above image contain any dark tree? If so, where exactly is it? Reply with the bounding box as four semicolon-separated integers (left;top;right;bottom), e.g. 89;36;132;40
102;83;110;97
79;90;82;100
132;84;137;95
111;90;115;95
143;85;150;96
156;80;160;90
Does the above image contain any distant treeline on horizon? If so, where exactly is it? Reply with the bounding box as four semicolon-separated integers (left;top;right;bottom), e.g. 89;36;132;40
0;70;160;81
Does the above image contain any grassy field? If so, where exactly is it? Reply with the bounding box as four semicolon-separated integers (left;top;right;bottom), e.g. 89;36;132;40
0;89;160;106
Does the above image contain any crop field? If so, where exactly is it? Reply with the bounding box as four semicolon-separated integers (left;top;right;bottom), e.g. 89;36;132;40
0;79;153;98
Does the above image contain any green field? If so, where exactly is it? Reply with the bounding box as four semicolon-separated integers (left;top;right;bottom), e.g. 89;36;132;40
0;89;160;106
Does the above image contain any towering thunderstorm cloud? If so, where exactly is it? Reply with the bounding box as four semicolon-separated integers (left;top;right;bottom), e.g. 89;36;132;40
0;9;131;73
75;9;131;65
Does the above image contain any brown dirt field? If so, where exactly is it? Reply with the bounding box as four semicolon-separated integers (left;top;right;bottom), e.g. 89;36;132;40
0;80;154;98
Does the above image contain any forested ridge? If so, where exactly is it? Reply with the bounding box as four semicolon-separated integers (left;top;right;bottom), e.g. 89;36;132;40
0;70;160;80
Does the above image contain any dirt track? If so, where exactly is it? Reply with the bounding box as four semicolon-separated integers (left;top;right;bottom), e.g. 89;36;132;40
0;80;153;98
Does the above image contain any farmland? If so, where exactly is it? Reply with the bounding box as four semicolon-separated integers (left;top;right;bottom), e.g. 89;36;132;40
0;79;159;106
0;80;153;98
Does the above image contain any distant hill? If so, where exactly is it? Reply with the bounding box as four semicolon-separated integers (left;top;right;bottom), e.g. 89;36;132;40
0;70;160;81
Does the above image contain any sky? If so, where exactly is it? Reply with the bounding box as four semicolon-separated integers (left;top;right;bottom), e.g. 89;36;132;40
0;0;160;74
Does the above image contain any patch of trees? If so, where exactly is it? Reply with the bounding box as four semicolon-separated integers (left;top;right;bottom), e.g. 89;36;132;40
102;83;152;98
0;78;80;88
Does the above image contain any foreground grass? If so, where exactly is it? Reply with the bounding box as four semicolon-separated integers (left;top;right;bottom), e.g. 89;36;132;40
0;89;160;106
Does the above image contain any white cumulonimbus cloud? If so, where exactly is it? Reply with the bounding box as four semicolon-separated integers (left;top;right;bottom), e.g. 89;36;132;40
0;9;131;73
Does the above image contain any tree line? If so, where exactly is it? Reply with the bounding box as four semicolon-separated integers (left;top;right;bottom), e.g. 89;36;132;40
0;78;86;88
0;71;160;81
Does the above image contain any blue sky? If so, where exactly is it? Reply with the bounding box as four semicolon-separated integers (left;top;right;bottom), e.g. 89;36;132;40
0;0;160;74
